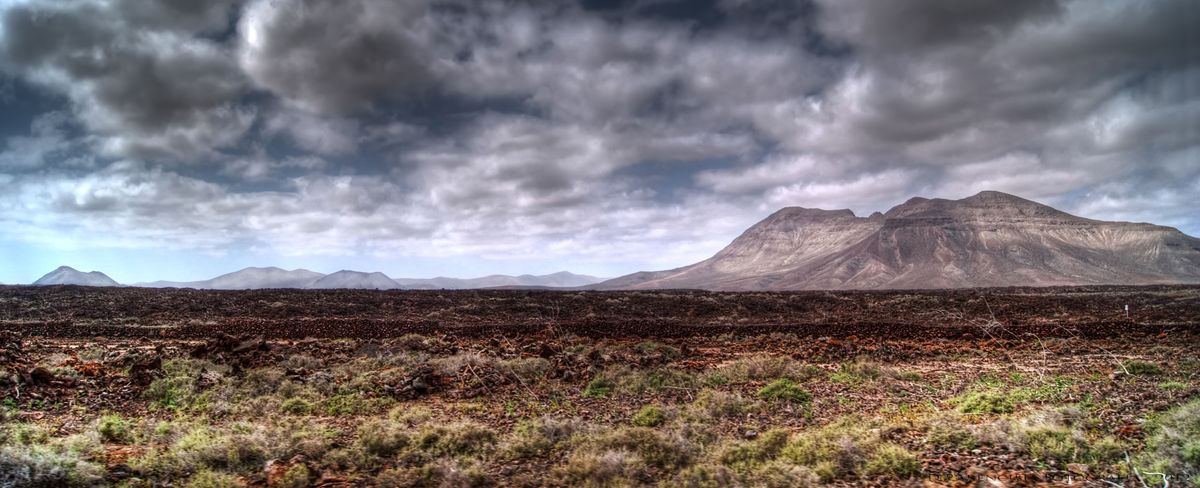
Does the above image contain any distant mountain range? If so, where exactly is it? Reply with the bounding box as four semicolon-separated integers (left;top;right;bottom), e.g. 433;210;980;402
31;266;605;290
597;191;1200;290
26;191;1200;291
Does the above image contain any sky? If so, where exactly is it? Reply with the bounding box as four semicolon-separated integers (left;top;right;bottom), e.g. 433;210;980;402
0;0;1197;284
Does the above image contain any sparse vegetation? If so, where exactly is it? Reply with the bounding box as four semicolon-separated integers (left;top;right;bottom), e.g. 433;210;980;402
1135;399;1200;486
953;390;1019;414
631;404;666;427
757;378;812;405
4;287;1198;486
1120;359;1163;376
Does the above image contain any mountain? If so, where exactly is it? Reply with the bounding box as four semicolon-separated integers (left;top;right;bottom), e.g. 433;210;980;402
598;191;1200;290
32;266;120;287
309;270;400;289
392;271;605;289
136;268;603;290
143;267;324;290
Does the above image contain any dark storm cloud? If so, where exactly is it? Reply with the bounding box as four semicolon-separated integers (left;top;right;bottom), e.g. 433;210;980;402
0;0;250;160
238;0;438;114
0;0;1197;268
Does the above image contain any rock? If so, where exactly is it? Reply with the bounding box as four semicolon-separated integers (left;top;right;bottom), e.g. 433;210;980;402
233;335;267;354
264;459;288;486
128;356;162;386
979;477;1006;487
28;366;54;385
965;466;988;478
411;378;429;395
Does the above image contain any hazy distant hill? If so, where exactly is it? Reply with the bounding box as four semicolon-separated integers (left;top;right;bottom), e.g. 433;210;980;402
309;271;401;290
134;269;603;290
392;271;604;289
139;267;324;289
598;191;1200;290
32;266;120;287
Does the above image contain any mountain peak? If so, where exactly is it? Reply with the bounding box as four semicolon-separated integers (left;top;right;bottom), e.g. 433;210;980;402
600;191;1200;290
33;266;120;287
769;207;857;221
885;190;1066;219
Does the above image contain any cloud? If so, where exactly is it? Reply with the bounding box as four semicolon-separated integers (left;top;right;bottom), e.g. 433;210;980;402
2;0;1199;279
237;0;437;114
0;111;93;171
0;0;252;160
264;109;360;156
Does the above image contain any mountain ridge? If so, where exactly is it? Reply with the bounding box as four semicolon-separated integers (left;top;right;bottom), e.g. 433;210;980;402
85;269;603;290
597;191;1200;290
32;266;121;287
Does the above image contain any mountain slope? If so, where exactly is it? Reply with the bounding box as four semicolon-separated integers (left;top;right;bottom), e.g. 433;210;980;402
32;266;121;287
392;272;604;289
309;271;400;289
138;269;604;290
142;267;324;289
599;191;1200;290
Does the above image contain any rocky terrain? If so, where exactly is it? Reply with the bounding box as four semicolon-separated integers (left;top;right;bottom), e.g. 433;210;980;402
601;191;1200;290
0;285;1197;487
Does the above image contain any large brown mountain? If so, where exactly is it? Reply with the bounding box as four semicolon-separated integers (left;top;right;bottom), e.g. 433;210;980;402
598;191;1200;290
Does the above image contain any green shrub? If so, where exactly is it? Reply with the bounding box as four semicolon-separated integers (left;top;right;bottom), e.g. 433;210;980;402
0;443;105;487
500;357;550;379
753;461;820;487
374;459;491;488
617;367;697;394
388;405;433;426
692;389;750;419
953;391;1017;414
1120;360;1162;376
555;450;637;487
925;417;979;450
130;419;331;480
829;359;886;385
277;463;312;488
719;429;790;471
758;379;812;405
779;418;915;481
322;393;393;416
280;398;314;415
633;341;682;361
708;355;822;384
591;427;695;470
583;376;614;398
662;464;738;488
2;422;51;445
143;359;229;411
144;375;199;410
505;417;583;459
96;413;133;444
184;469;241;488
1134;399;1200;486
356;419;410;458
863;444;920;477
412;422;497;459
172;426;266;473
1022;427;1081;463
631;405;666;427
